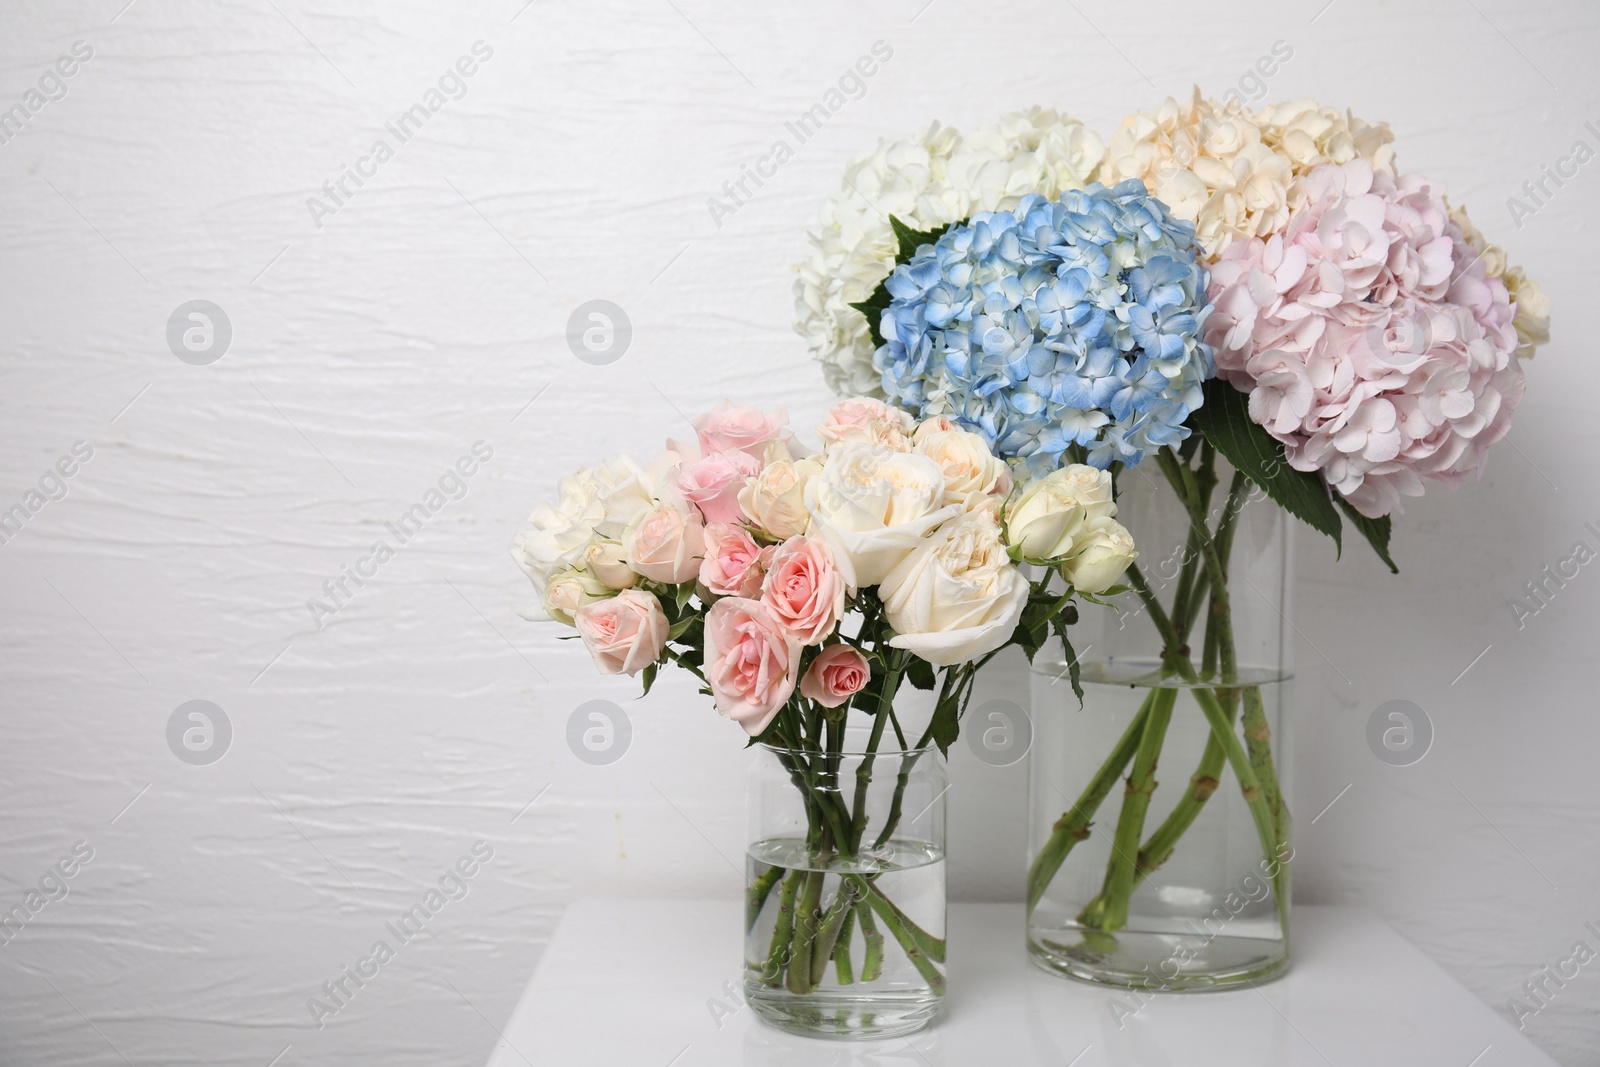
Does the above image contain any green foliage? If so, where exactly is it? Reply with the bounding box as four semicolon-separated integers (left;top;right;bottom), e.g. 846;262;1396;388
1335;496;1398;573
1190;379;1342;549
848;215;957;348
1189;379;1400;572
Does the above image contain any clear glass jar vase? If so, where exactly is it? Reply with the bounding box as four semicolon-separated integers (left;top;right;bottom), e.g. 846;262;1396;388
1026;450;1294;990
744;739;946;1039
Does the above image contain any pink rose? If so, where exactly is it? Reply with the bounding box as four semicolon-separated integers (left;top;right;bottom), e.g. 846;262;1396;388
625;504;706;584
817;397;915;450
695;401;788;460
703;598;801;735
799;644;870;709
760;536;845;646
574;589;668;676
671;450;761;525
699;522;774;598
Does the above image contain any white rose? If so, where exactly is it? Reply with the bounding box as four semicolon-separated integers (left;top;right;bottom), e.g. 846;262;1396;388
1064;517;1138;595
509;454;655;589
543;567;613;625
805;442;959;588
913;428;1012;513
1005;464;1117;561
879;511;1029;666
738;458;821;540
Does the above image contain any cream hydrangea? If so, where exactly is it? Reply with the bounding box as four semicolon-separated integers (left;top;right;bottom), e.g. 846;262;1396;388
1447;201;1551;359
1097;89;1396;260
793;108;1103;398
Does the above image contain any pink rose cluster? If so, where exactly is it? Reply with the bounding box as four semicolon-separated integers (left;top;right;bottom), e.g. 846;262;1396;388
1205;159;1525;518
513;396;1116;739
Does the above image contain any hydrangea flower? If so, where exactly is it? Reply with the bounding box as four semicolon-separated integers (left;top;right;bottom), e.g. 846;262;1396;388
1206;160;1524;518
794;109;1104;398
1447;201;1550;359
872;181;1214;472
1097;89;1396;261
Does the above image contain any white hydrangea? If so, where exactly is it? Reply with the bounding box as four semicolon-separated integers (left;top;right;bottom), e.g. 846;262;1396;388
793;108;1103;398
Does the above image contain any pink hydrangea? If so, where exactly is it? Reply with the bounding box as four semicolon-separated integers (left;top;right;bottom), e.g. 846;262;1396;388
1205;159;1523;518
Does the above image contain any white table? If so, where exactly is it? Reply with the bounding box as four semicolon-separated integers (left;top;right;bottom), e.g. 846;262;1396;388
485;902;1558;1066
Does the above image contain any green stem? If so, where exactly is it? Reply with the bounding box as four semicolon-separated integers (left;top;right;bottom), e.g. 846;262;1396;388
745;862;784;934
759;870;803;986
850;649;904;854
1081;686;1177;931
1242;683;1291;932
785;869;826;994
832;904;856;985
852;876;945;995
1026;690;1156;911
849;875;945;964
856;902;884;982
809;878;864;986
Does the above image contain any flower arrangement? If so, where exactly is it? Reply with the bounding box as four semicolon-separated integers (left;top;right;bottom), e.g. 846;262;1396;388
795;108;1104;399
511;396;1133;1017
871;182;1213;473
795;91;1548;978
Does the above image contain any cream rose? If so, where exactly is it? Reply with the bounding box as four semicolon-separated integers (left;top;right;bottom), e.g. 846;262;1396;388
543;567;613;625
805;442;960;588
573;589;668;676
1063;516;1138;595
879;510;1029;667
624;503;706;584
738;457;821;541
914;428;1013;513
509;454;655;594
1005;464;1117;562
582;539;635;590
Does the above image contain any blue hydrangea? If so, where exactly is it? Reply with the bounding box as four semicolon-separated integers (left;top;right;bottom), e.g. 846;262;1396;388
873;181;1215;471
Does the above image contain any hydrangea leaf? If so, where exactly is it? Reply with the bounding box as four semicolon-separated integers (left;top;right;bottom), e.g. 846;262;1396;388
849;216;956;349
1335;496;1399;574
889;216;953;262
1190;379;1342;550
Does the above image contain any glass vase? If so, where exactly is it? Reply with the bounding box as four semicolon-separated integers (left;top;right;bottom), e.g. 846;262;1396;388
744;738;946;1039
1026;451;1294;990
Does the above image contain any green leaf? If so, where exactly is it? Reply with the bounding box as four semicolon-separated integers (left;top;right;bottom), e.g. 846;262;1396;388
673;582;696;613
905;657;936;691
667;615;697;641
889;215;952;261
849;286;893;349
640;662;658;697
1335;496;1398;574
928;686;961;757
1049;618;1084;704
1190;379;1342;550
848;216;957;349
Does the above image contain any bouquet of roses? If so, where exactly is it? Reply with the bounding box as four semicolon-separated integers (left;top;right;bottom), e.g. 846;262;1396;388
511;395;1134;1004
795;92;1548;964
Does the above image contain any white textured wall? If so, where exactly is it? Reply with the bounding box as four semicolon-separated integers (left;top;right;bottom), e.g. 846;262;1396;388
0;0;1594;1063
